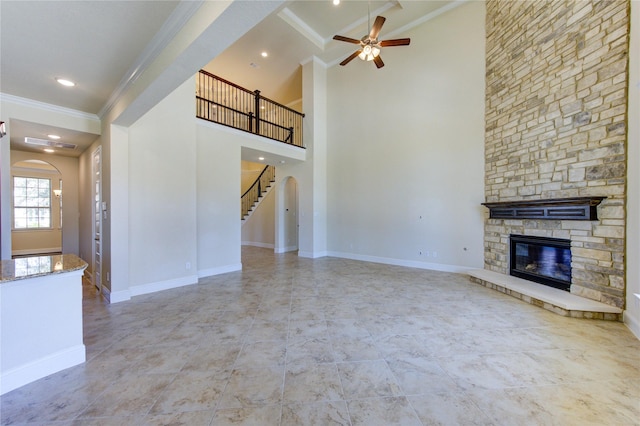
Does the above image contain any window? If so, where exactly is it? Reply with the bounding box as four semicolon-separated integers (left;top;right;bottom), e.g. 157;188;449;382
13;177;51;229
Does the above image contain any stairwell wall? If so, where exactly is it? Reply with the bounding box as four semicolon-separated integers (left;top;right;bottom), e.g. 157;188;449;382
241;187;275;249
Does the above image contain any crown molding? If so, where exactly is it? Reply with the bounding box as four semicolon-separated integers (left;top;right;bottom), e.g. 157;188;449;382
98;0;204;119
278;7;325;50
0;92;100;123
386;0;468;39
300;55;328;68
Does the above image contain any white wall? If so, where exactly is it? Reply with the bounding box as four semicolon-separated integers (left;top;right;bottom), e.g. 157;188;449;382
325;1;485;271
10;151;81;256
625;0;640;338
196;122;242;276
127;79;198;295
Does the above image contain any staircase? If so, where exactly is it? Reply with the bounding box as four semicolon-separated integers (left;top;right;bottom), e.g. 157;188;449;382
241;165;275;221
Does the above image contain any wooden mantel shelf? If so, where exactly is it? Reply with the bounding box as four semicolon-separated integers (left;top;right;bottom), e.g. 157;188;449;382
482;197;606;220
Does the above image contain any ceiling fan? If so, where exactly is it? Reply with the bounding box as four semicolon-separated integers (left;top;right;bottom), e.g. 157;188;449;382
333;15;410;69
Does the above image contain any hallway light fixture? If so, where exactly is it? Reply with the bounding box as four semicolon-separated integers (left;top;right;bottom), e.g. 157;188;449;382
53;189;62;198
0;121;5;138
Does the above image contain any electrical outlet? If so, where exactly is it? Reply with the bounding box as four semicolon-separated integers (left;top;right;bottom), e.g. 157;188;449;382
186;262;191;270
433;251;438;258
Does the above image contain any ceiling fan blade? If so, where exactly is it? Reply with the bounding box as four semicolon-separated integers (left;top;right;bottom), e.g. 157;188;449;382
369;16;386;40
374;55;384;69
333;35;362;44
340;50;362;66
379;38;411;47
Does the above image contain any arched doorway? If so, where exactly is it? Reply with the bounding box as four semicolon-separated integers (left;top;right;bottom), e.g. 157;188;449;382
10;159;62;257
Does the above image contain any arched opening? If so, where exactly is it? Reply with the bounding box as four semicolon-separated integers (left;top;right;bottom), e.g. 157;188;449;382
10;159;63;257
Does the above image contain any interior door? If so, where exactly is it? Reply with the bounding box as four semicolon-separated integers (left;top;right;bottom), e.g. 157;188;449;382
92;147;102;292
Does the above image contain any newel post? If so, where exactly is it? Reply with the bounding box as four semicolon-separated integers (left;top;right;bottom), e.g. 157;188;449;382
254;90;261;135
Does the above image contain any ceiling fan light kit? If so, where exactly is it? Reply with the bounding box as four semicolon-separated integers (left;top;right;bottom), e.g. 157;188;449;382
333;15;410;69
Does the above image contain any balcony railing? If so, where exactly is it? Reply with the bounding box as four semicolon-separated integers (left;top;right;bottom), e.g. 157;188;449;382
196;70;305;148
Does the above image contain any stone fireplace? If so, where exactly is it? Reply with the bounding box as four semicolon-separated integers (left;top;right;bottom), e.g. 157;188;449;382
483;0;629;310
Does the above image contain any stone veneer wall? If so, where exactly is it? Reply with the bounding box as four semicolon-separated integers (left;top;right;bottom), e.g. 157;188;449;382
484;0;629;308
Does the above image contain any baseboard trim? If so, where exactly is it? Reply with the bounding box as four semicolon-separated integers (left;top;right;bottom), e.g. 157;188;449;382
298;250;328;259
624;307;640;340
1;344;85;395
129;275;198;298
106;287;131;304
242;241;275;249
274;245;298;254
12;247;62;257
326;251;470;273
198;263;242;278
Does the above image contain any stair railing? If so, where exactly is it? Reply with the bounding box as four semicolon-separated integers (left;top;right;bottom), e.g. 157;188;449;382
241;165;276;220
196;70;305;148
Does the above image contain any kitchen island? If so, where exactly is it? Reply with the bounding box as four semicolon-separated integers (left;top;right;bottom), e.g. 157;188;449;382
1;254;87;395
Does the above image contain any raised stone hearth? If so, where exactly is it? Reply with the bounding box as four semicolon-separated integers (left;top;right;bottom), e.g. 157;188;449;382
468;269;622;321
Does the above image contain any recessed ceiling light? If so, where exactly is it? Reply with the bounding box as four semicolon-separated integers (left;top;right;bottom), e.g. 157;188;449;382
259;157;265;161
261;51;268;58
48;134;61;140
44;148;55;153
333;0;340;5
56;78;75;87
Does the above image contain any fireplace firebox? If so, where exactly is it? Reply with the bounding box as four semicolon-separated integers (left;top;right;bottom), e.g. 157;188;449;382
510;235;572;291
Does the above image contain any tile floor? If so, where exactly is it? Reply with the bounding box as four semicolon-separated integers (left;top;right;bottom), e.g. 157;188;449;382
1;246;639;425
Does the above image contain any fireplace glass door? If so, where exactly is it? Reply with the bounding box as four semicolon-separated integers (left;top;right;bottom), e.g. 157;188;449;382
510;235;571;291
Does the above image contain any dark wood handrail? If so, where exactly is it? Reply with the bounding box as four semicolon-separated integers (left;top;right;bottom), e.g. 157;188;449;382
242;165;270;199
241;165;276;219
199;69;254;96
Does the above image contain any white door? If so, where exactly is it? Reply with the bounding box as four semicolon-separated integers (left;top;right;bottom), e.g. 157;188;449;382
285;177;298;251
92;147;102;292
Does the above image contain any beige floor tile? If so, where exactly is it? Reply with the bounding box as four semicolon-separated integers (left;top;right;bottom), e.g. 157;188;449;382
347;396;422;425
77;373;175;419
408;392;494;425
336;360;403;399
148;370;228;414
141;409;215;426
281;401;350;425
211;404;282;425
283;363;344;403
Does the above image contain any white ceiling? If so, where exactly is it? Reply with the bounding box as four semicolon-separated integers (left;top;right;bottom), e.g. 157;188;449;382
0;0;455;158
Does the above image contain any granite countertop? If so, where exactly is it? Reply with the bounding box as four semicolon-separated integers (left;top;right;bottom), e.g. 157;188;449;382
0;254;88;283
